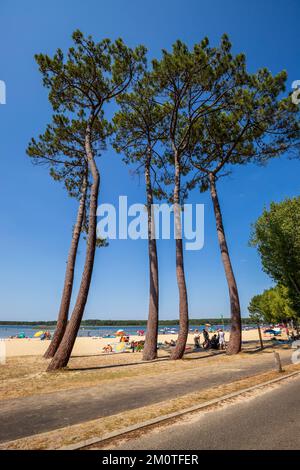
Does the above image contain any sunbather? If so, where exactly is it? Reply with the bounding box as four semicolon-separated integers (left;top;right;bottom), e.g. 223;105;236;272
210;334;219;350
164;339;176;347
103;344;113;353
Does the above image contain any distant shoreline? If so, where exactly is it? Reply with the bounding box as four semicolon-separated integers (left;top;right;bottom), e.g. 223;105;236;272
0;318;252;327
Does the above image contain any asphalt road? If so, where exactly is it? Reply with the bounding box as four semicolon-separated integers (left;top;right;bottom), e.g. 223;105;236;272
0;348;294;443
112;375;300;450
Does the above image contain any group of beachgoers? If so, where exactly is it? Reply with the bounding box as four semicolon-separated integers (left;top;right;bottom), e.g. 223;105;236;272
39;331;51;340
164;328;226;351
99;323;300;355
162;328;226;351
192;329;226;351
102;328;228;354
8;331;52;340
264;325;300;342
185;329;225;350
102;334;145;354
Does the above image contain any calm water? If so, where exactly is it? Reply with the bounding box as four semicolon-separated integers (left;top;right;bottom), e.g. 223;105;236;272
0;323;238;339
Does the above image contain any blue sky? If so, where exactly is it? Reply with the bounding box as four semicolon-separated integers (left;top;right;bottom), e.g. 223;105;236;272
0;0;299;321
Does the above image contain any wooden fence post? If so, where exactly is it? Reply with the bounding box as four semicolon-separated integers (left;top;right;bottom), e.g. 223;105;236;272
273;351;283;373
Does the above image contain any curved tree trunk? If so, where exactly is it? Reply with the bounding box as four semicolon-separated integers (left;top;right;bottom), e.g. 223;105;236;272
47;123;100;371
44;176;87;359
170;154;189;360
143;149;159;361
209;172;241;355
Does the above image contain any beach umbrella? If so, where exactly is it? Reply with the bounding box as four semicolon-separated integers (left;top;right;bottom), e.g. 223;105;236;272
205;323;211;327
115;329;125;336
17;332;26;338
34;331;44;338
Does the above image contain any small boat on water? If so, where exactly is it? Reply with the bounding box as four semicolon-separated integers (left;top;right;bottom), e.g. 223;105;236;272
159;327;177;334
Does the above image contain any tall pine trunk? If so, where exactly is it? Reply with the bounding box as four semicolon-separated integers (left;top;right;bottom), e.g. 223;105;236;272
170;153;189;360
47;123;100;371
143;148;159;361
44;176;87;359
209;172;241;354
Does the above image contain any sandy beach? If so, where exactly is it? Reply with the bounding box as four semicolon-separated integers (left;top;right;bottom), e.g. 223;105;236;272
2;328;278;357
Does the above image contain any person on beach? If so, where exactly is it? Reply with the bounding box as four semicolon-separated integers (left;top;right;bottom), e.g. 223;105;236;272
203;329;210;349
285;326;289;339
164;339;176;347
103;344;113;353
218;329;226;350
135;341;145;352
210;334;219;349
120;335;128;342
193;333;201;350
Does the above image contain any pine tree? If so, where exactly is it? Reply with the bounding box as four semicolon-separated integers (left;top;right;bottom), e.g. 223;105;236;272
32;31;146;370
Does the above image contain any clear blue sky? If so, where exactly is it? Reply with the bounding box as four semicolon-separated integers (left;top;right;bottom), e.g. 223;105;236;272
0;0;299;321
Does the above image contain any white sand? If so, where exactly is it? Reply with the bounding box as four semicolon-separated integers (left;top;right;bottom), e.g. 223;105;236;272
2;328;274;357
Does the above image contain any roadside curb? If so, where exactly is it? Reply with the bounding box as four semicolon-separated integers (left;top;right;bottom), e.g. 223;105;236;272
59;369;300;450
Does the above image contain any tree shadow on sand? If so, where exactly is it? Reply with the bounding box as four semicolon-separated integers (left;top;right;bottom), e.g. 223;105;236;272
65;348;226;371
242;340;290;354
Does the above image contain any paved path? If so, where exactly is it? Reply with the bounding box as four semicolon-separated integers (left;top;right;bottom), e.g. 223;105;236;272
113;374;300;450
0;349;293;443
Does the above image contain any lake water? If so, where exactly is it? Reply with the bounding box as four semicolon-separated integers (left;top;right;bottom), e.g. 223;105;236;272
0;323;237;339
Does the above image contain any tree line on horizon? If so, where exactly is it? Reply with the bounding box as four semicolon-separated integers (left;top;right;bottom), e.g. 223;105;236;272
1;318;258;327
27;30;299;371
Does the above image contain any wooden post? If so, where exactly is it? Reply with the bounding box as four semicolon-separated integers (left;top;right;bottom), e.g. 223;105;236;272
273;351;283;373
257;323;263;350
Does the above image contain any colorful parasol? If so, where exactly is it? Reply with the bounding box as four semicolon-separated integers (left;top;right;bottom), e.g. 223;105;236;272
34;331;45;338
